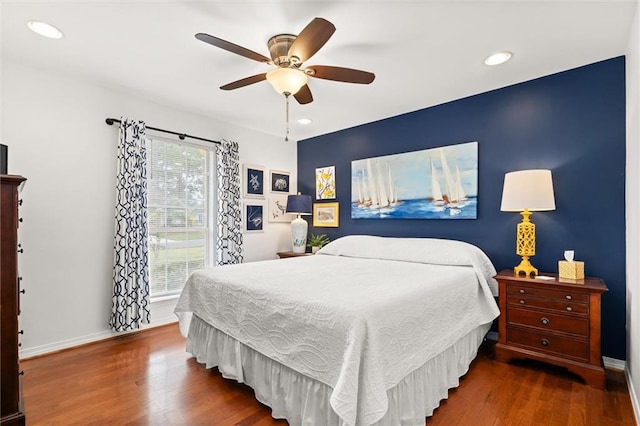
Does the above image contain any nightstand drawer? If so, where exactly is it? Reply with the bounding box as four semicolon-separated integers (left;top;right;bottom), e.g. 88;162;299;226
507;295;588;315
506;285;588;303
507;327;589;361
507;308;589;336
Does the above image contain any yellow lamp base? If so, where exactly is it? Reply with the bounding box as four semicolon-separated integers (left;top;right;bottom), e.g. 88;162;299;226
513;209;538;277
514;256;538;277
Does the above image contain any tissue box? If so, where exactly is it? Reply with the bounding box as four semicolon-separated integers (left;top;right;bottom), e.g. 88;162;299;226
558;261;585;280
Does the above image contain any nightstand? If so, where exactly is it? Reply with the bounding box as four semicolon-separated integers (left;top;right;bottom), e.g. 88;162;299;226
276;251;313;259
494;269;608;389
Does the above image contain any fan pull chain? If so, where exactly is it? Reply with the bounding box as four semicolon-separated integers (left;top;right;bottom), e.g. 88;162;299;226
285;94;290;142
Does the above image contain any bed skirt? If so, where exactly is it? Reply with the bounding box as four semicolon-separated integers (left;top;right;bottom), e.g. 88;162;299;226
186;315;491;426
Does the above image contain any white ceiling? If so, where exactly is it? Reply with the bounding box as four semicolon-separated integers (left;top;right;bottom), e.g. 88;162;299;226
2;1;637;141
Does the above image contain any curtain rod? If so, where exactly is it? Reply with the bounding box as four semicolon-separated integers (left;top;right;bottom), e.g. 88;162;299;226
105;118;221;145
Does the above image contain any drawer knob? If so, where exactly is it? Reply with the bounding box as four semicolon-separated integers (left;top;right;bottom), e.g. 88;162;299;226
541;317;549;325
565;295;572;300
519;299;525;304
566;306;573;312
541;338;549;346
519;289;526;294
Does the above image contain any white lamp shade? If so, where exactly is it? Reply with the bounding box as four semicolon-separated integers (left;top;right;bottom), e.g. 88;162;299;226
266;68;308;95
500;169;556;212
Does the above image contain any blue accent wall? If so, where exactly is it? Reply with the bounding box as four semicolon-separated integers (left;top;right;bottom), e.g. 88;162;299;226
297;57;626;360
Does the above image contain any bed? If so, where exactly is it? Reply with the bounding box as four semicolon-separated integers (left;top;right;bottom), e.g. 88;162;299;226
174;235;500;426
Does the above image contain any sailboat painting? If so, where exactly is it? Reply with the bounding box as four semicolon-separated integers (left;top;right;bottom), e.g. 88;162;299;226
351;141;478;219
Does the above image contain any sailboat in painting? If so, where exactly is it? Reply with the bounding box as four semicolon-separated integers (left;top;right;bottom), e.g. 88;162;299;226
438;149;467;215
366;159;379;209
360;159;399;211
388;165;400;206
429;159;445;208
375;159;390;209
356;175;364;205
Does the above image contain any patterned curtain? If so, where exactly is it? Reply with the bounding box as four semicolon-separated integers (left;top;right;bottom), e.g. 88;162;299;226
215;139;243;265
110;118;150;332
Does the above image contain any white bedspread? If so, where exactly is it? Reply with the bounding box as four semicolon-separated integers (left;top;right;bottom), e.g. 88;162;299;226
175;237;499;426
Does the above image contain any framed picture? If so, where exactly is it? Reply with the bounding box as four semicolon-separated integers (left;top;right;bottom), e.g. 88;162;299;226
316;166;336;200
270;170;291;194
244;202;264;233
351;141;478;219
313;202;339;227
243;164;265;198
268;195;294;223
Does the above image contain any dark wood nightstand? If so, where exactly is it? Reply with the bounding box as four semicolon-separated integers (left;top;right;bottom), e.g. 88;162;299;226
276;251;313;259
494;269;608;389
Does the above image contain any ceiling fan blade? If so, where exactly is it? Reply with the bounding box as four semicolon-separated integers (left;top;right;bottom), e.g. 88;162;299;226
306;65;375;84
195;33;271;64
288;18;336;63
293;84;313;104
220;73;267;90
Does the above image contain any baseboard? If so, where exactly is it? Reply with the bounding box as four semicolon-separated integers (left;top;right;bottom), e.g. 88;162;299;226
20;298;179;359
603;356;626;372
627;369;640;426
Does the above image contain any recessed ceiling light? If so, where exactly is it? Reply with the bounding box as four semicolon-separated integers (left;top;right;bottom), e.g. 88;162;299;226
27;21;64;39
484;51;512;66
297;118;312;125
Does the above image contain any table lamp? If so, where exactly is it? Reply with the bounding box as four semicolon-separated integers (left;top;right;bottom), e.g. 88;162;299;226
285;193;312;253
500;169;555;277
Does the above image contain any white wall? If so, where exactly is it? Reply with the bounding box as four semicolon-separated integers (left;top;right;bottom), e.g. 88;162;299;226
626;2;640;422
3;60;297;357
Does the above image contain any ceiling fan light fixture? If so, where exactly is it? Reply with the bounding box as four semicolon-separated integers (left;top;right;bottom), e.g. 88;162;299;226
27;20;64;39
484;51;512;66
266;67;308;95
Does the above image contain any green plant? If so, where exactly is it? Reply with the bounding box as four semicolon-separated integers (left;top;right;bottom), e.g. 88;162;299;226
307;233;330;248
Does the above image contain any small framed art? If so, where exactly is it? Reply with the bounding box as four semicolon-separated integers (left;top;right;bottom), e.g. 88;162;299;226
244;202;264;233
270;170;291;194
315;165;336;200
313;202;339;227
268;195;293;223
243;164;265;198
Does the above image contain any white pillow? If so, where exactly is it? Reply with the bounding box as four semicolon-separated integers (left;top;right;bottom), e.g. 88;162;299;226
318;235;499;295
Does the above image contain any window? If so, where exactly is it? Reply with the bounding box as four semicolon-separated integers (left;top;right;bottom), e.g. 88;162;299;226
147;137;216;298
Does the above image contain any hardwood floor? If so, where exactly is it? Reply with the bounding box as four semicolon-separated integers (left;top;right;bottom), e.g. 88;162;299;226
21;324;636;425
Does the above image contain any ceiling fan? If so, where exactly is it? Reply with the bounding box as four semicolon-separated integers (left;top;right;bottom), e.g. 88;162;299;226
195;17;376;105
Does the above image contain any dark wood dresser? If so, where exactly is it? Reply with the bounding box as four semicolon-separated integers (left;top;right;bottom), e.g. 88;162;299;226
494;269;608;389
1;175;26;425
